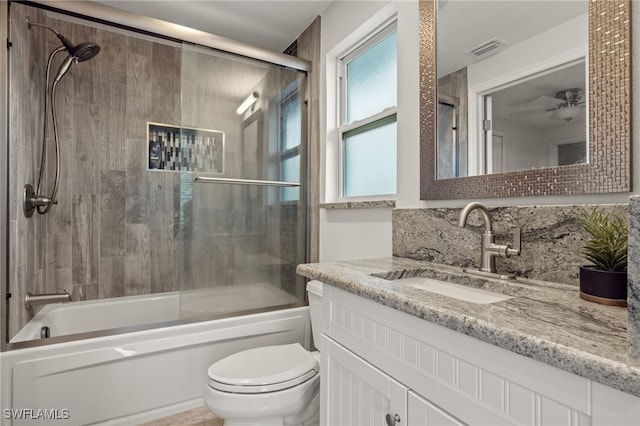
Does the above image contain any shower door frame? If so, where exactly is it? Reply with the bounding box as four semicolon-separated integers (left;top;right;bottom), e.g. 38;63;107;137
1;0;9;352
1;0;314;351
26;0;310;73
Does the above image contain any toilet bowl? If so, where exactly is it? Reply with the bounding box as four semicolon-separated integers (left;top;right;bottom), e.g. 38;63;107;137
204;281;323;426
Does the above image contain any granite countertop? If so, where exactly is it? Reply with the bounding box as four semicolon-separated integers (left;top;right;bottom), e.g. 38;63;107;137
296;257;640;397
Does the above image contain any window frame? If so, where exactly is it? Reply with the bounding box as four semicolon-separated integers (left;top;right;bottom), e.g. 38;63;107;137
277;80;303;203
268;78;306;204
337;20;398;199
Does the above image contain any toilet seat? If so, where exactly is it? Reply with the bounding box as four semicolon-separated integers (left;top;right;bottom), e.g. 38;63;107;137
208;343;319;394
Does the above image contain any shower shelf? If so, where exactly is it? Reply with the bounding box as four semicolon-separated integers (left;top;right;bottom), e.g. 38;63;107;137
193;176;301;187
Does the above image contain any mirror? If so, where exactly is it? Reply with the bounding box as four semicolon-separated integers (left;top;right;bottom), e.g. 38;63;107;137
436;1;588;178
420;0;632;199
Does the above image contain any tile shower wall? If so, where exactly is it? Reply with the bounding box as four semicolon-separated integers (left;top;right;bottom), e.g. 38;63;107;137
393;204;627;286
8;4;185;336
7;3;308;336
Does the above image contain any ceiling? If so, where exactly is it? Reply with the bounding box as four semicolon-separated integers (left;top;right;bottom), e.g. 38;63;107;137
437;0;588;77
92;0;334;52
437;1;589;129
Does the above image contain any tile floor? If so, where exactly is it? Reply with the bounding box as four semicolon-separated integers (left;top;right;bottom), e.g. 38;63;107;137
140;406;222;426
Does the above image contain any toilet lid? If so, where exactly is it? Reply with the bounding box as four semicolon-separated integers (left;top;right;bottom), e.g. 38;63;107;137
207;343;319;394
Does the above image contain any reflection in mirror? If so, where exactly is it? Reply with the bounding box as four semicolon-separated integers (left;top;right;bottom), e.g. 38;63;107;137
436;0;588;178
484;59;587;175
420;0;631;200
437;94;460;179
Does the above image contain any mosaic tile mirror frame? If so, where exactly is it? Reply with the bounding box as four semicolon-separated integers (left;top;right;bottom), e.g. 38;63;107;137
419;0;632;200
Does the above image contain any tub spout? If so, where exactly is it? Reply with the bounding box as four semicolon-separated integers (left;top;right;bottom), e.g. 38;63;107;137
25;291;72;309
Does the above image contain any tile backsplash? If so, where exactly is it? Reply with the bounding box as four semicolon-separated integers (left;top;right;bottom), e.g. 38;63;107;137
393;204;628;286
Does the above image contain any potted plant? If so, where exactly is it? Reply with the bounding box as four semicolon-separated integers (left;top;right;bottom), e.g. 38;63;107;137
576;206;628;306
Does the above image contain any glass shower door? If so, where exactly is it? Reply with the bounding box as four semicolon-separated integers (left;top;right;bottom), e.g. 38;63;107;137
177;44;308;320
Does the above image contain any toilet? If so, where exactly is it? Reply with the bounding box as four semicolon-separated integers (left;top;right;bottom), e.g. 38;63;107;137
204;280;323;426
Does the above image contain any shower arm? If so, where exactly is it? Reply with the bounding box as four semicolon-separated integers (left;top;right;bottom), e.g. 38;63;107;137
27;20;59;36
27;19;71;49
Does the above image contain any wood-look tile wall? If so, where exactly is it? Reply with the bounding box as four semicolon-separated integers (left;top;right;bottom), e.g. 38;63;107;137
8;3;311;337
298;16;321;265
9;4;49;337
8;5;187;336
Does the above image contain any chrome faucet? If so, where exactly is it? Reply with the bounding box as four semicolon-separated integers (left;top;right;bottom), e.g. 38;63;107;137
458;202;521;275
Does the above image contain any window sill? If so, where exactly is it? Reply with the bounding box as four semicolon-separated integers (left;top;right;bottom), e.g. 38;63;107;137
320;200;396;210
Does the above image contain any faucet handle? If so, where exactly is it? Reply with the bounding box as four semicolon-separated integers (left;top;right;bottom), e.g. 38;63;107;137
507;227;521;257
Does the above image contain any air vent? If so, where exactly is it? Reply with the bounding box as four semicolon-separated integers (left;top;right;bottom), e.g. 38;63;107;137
466;38;505;57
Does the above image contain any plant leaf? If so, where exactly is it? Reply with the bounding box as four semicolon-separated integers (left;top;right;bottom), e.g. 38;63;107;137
577;206;628;272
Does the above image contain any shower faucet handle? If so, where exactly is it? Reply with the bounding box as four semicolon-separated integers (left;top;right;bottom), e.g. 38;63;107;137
33;195;58;207
23;184;57;218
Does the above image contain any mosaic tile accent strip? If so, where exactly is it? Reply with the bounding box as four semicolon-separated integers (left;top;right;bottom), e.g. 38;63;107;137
148;123;224;173
283;39;298;57
418;0;631;200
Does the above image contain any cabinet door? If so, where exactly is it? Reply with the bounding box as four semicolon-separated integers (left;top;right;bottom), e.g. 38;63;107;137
323;335;408;426
408;391;466;426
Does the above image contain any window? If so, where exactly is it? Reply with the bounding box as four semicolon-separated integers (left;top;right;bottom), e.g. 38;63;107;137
339;22;397;198
279;82;302;202
269;79;305;203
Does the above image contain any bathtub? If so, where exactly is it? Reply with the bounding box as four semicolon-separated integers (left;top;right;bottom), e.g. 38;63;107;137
11;283;301;342
1;284;310;426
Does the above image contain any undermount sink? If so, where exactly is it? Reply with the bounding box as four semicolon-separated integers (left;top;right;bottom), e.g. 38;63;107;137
393;276;513;304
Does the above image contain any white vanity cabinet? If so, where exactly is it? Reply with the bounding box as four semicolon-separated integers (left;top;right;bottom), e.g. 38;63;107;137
408;391;466;426
323;336;407;426
319;284;640;426
323;336;465;426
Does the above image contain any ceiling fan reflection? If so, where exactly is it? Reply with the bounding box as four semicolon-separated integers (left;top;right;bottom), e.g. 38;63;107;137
509;88;585;122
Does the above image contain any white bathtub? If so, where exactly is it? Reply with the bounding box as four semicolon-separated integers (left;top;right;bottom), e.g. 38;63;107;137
11;283;300;342
1;284;310;426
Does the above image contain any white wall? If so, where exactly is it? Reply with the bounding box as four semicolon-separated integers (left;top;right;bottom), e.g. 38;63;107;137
319;208;392;261
493;121;545;171
319;0;419;261
541;119;587;167
320;0;419;261
319;1;640;261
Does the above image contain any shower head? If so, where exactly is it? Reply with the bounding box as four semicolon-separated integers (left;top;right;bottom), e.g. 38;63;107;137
53;42;100;83
68;42;101;62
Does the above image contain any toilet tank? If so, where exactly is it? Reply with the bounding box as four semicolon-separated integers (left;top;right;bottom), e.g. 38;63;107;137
306;280;323;349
